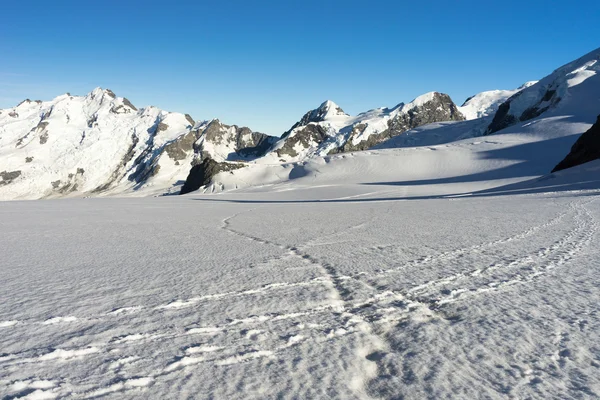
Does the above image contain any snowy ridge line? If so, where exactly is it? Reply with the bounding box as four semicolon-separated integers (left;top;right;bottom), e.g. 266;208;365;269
363;198;581;279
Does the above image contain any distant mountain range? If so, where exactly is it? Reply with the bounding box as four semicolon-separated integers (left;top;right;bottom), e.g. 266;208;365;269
1;47;599;200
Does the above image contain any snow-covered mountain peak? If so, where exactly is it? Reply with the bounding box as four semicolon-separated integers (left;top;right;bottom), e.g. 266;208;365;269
15;99;42;109
290;100;349;130
315;100;348;119
458;87;526;121
401;91;440;110
487;47;600;134
80;87;138;115
518;81;538;90
266;91;465;161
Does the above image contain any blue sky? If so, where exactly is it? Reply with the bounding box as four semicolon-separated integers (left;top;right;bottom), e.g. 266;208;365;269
1;0;599;135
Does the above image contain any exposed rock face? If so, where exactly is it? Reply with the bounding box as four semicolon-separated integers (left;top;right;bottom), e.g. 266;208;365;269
200;119;277;161
268;93;466;160
39;132;49;144
552;114;600;172
283;100;348;137
486;50;600;135
110;97;137;114
0;170;22;186
487;88;561;134
338;92;464;152
277;124;328;157
180;157;243;194
184;114;195;126
236;130;276;158
164;130;201;162
50;168;86;194
174;121;279;193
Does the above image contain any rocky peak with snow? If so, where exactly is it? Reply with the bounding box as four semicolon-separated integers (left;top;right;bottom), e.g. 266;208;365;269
282;100;348;138
270;91;465;160
305;100;347;122
338;92;465;152
4;47;600;199
0;88;277;199
487;48;600;134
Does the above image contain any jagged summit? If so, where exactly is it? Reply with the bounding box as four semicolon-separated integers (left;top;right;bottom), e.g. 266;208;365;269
283;100;348;137
4;47;599;199
314;100;348;119
271;91;465;160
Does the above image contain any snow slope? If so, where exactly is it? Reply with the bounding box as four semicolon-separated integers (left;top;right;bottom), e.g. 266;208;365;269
1;160;600;399
3;48;600;399
457;81;537;120
0;88;200;200
199;48;600;194
0;89;465;200
487;48;600;134
189;112;590;197
0;90;277;200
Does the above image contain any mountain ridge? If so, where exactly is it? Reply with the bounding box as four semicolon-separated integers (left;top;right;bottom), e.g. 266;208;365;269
2;46;599;200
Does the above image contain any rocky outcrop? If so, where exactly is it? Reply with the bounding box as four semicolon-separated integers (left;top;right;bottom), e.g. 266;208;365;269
164;129;200;163
16;121;49;148
50;168;86;194
184;114;195;126
487;88;561;134
93;133;140;192
180;157;243;194
0;170;22;186
337;92;465;152
486;50;600;135
283;101;348;137
110;97;137;114
277;124;328;157
200;119;277;161
552;114;600;172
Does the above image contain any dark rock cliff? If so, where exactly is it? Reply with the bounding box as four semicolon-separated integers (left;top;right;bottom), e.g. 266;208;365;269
552;114;600;172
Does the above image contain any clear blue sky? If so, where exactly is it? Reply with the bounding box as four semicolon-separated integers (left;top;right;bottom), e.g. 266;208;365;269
1;0;599;136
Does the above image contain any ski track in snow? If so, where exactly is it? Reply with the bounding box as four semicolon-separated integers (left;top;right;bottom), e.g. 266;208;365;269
1;195;599;398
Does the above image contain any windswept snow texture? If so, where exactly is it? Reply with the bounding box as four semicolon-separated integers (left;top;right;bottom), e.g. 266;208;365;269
3;48;600;399
2;123;600;399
